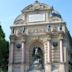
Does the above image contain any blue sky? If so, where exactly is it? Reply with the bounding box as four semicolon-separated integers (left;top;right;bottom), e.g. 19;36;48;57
0;0;72;41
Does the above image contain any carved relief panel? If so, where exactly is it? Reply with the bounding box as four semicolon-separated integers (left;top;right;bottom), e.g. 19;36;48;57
28;25;47;35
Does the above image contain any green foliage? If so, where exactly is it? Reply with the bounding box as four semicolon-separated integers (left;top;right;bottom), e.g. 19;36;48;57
0;25;5;39
0;25;9;72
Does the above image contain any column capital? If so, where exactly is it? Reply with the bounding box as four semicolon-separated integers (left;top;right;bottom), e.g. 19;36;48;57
47;35;51;41
10;40;15;43
45;62;51;65
21;39;26;43
58;32;64;40
59;38;64;62
10;34;17;43
58;34;64;40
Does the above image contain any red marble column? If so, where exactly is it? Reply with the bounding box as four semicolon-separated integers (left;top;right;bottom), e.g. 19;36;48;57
60;39;64;62
21;40;25;72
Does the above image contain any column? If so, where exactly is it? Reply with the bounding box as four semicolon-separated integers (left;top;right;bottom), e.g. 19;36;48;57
47;39;51;72
21;39;25;72
59;35;65;72
8;41;15;72
60;39;64;62
47;40;51;63
21;40;25;63
9;41;15;63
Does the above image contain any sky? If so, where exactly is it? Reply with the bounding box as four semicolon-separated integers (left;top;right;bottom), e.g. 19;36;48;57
0;0;72;41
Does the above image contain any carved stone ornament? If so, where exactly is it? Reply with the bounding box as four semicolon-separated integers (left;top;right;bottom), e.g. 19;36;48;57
10;34;17;42
58;33;64;40
52;42;58;47
22;1;51;13
16;43;21;48
47;35;51;41
14;19;24;24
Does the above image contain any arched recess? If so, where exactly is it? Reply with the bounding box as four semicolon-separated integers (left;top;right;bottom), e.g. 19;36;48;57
29;39;44;68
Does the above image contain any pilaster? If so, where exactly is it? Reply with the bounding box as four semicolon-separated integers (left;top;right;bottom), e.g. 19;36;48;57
21;34;26;72
45;63;51;72
59;33;65;72
8;34;16;72
47;35;51;63
59;63;65;72
44;35;51;72
59;33;64;63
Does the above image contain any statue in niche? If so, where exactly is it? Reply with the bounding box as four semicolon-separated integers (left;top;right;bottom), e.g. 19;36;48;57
32;47;43;64
28;47;44;72
32;47;41;59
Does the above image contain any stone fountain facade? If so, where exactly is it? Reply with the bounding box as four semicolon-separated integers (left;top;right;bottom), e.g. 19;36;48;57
8;1;72;72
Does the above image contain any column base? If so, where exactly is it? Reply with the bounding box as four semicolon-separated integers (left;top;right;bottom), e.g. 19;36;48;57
44;63;51;72
8;64;13;72
21;64;24;72
59;63;65;72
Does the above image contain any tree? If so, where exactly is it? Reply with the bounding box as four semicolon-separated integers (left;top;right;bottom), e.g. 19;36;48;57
0;25;9;72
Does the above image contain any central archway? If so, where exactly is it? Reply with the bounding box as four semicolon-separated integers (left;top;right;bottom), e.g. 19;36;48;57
29;40;44;69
